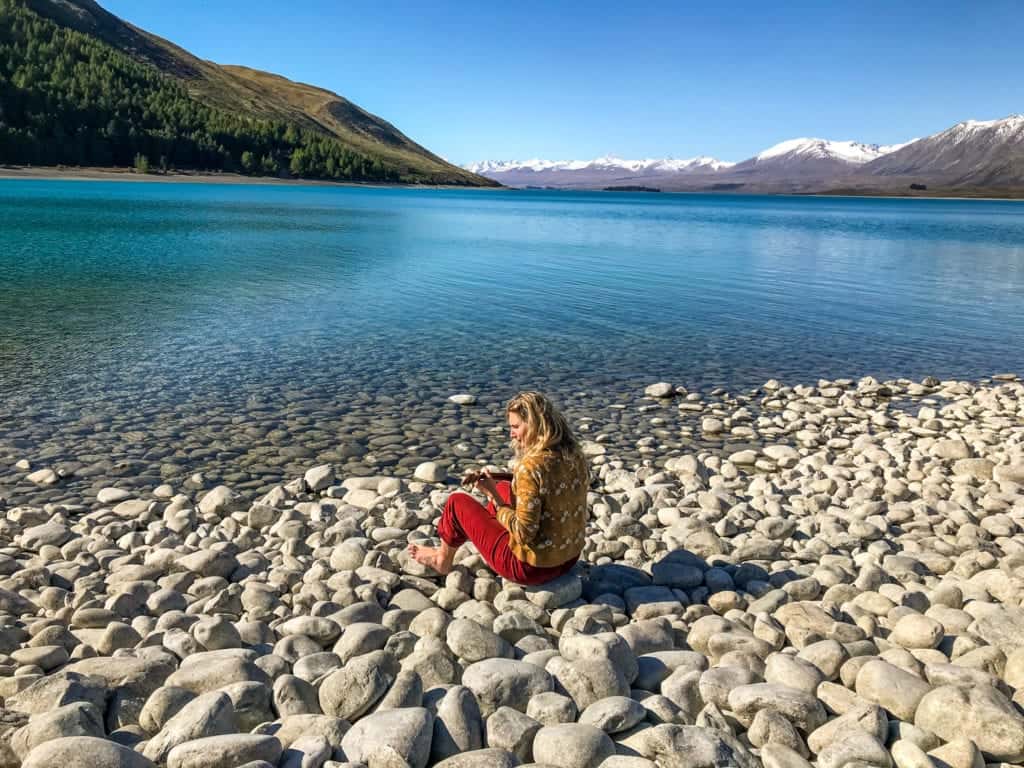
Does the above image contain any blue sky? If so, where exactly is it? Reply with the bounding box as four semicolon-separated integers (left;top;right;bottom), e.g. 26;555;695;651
101;0;1023;165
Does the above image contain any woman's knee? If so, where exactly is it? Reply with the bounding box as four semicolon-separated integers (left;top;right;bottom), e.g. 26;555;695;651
445;490;468;508
496;480;513;505
446;490;478;518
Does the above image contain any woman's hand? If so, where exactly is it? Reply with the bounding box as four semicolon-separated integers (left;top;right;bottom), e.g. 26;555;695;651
474;468;501;504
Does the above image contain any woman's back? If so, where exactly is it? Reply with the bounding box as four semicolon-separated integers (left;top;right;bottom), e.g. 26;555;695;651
501;447;589;567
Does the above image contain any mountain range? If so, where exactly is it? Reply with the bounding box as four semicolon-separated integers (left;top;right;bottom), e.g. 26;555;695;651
466;115;1024;195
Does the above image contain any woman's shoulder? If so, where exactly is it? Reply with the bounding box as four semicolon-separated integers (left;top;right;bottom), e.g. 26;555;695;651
518;450;547;469
525;447;584;470
517;448;555;471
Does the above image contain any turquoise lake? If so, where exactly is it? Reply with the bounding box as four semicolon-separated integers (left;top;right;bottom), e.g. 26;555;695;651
1;179;1023;496
3;180;1023;393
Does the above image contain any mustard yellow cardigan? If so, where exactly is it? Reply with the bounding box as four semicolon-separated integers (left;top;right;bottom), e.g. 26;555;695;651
495;448;589;566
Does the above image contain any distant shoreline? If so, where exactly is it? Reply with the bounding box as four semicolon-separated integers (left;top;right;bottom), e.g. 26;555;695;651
0;165;499;190
808;187;1024;201
2;166;1022;201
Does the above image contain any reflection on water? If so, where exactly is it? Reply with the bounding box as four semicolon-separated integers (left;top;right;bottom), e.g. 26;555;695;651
1;181;1022;456
2;182;1024;391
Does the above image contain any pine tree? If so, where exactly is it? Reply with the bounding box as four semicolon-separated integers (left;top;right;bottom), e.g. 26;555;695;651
289;147;306;177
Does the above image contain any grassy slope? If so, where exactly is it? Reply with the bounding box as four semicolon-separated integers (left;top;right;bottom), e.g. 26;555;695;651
220;66;463;177
24;0;493;185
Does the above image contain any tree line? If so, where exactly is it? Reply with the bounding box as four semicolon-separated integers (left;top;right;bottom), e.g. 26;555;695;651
0;0;402;181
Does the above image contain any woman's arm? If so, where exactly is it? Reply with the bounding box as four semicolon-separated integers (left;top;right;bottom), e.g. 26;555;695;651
495;462;542;545
463;469;513;487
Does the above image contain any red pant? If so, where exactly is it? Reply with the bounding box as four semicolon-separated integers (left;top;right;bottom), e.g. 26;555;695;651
438;480;578;586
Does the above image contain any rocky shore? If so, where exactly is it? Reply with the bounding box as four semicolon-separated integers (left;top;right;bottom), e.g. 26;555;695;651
0;373;1022;768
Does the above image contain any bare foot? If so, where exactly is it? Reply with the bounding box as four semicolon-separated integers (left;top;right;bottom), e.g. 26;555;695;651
407;543;453;575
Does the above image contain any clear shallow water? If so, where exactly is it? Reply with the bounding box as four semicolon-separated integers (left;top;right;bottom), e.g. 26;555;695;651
1;180;1023;497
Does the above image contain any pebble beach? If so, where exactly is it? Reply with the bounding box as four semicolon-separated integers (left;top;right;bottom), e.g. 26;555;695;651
0;372;1022;768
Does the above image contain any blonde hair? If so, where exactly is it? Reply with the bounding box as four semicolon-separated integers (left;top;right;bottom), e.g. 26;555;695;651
506;391;580;459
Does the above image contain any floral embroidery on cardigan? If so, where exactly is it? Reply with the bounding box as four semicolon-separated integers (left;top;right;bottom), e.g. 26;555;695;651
496;449;589;567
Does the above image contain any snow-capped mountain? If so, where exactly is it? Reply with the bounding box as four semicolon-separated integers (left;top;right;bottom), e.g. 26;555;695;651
465;155;733;175
861;114;1024;187
752;138;913;165
465;115;1024;193
462;155;733;188
726;138;914;182
464;142;911;189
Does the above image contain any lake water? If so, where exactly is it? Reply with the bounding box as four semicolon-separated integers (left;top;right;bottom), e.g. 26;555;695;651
1;180;1023;499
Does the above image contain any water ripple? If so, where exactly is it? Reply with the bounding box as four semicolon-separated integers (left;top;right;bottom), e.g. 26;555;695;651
1;181;1022;405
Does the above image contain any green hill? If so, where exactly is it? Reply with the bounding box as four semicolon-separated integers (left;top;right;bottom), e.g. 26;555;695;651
0;0;495;185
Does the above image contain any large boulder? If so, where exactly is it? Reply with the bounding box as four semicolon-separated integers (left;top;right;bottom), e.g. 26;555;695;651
817;731;892;768
139;687;197;734
304;464;336;491
578;696;647;734
915;685;1024;762
166;734;282;768
431;685;484;763
523;573;583;610
66;655;177;730
807;703;887;755
546;656;630;710
20;519;72;548
318;650;397;720
969;606;1024;656
626;724;760;768
446;619;514;663
532;723;616;768
142;691;237;763
486;706;541;762
176;549;238;579
164;652;271;695
22;737;155;768
0;588;39;617
10;702;105;761
5;671;108;716
434;748;521;768
727;684;827;732
462;659;553;716
252;713;350;752
855;660;931;721
197;485;235;516
340;707;434;768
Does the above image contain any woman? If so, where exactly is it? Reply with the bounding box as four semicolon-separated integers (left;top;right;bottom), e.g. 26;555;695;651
408;391;589;585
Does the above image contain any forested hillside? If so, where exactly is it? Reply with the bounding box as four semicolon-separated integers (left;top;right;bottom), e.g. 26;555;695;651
0;0;489;184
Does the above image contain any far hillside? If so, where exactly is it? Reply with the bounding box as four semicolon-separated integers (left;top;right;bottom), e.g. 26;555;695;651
0;0;495;185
